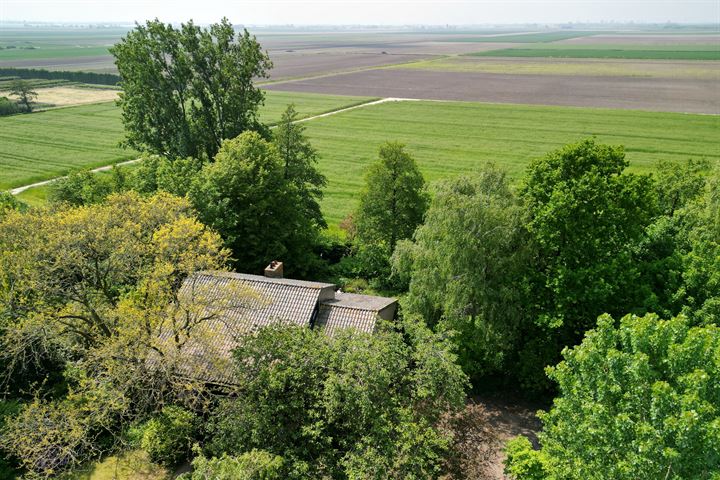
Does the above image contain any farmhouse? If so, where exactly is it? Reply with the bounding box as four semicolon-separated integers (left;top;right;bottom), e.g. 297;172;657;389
176;262;397;384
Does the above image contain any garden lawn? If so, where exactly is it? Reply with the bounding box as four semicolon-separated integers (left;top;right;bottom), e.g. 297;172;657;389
299;100;720;225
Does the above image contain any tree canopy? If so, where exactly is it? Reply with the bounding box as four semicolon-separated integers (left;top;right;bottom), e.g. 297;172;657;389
190;131;323;276
208;318;468;479
352;142;428;281
505;313;720;480
111;18;272;160
393;166;529;381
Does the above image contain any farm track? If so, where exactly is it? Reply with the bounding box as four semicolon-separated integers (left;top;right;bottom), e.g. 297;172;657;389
7;96;414;196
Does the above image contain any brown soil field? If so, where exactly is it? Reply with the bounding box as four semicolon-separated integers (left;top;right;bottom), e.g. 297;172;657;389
265;68;720;114
558;34;720;45
0;55;117;72
266;52;436;80
395;56;720;79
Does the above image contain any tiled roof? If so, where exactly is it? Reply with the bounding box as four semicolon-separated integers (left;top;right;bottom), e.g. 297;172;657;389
315;304;380;336
168;271;396;384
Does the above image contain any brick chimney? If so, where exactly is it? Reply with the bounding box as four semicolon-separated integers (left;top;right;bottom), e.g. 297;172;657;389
264;261;284;279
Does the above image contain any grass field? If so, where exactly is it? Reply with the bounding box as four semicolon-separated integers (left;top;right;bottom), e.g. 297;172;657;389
469;43;720;60
296;100;720;224
8;98;719;226
0;91;375;190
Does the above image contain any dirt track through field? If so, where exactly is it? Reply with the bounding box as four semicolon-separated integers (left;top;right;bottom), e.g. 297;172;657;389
264;68;720;114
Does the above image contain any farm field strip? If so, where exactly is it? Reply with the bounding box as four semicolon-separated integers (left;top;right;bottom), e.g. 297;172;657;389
263;68;719;114
9;95;394;195
390;56;720;79
468;43;720;60
0;91;377;190
434;31;601;43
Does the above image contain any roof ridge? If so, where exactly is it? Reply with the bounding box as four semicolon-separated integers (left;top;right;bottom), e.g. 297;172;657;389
196;270;336;290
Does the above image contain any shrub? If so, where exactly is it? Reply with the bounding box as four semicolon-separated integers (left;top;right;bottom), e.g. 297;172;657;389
0;385;126;478
141;406;198;467
0;97;20;116
180;449;285;480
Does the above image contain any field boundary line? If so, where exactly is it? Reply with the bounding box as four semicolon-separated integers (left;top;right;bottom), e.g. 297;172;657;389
8;96;414;196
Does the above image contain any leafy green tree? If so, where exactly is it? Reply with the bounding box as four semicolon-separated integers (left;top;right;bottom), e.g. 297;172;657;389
111;18;272;160
633;159;712;317
392;167;529;381
9;79;37;112
48;167;128;206
0;192;24;218
140;406;199;467
0;192;230;390
190;131;322;276
353;142;428;280
208;318;467;479
0;96;21;116
517;138;657;391
505;313;720;480
521;138;657;331
678;162;720;325
273;104;327;229
130;155;202;198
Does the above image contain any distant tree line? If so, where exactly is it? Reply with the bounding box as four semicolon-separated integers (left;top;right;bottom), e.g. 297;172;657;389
0;67;120;86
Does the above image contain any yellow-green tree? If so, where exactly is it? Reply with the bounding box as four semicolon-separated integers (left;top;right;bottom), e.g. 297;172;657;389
0;192;261;476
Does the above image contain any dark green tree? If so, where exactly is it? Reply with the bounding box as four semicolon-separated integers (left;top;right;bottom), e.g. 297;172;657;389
392;166;529;381
505;313;720;480
353;142;428;280
514;139;659;392
190;131;321;276
521;139;657;331
9;80;37;112
273;104;327;229
111;18;272;160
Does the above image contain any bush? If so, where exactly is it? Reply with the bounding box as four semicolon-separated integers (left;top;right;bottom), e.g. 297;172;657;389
0;97;20;116
140;406;198;467
180;449;285;480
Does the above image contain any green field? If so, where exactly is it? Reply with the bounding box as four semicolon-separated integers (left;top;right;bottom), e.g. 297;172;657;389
469;44;720;60
296;101;720;224
8;99;719;226
0;91;375;190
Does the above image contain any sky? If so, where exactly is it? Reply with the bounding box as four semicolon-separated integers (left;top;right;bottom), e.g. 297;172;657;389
0;0;718;25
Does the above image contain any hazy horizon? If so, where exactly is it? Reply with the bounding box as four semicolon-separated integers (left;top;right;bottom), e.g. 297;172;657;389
1;1;718;26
